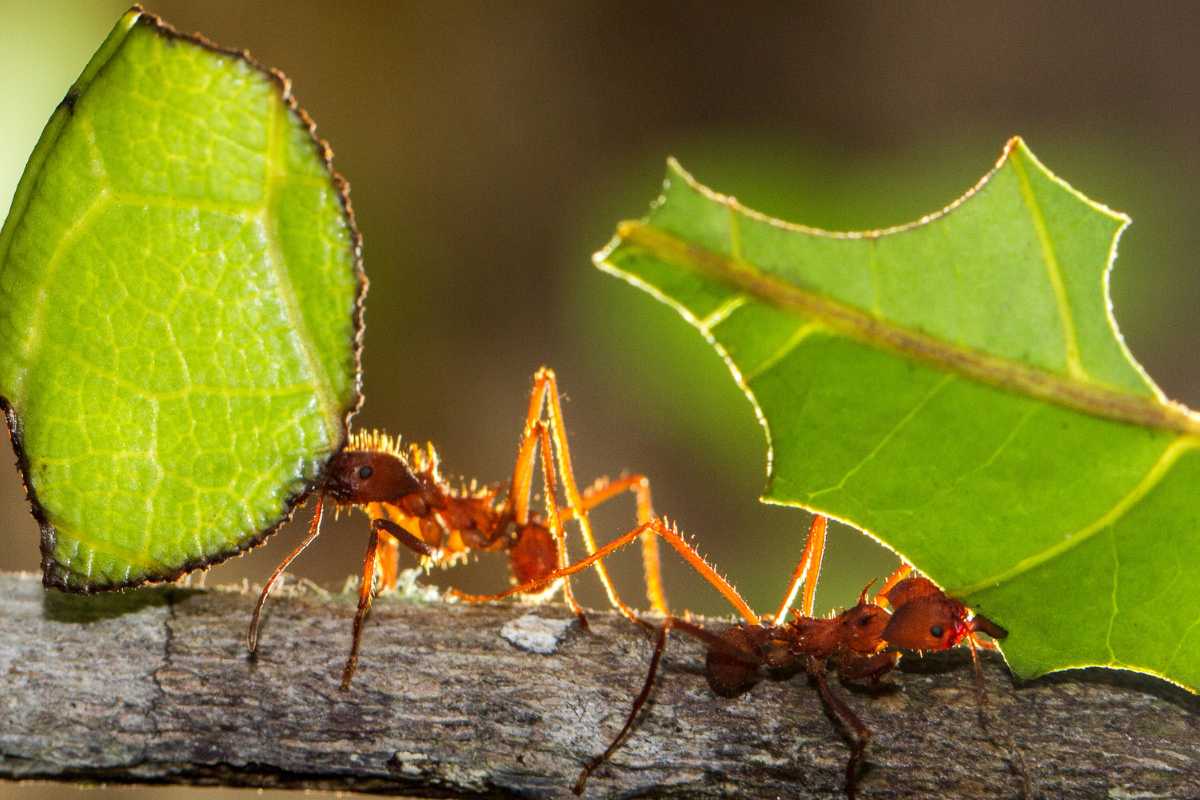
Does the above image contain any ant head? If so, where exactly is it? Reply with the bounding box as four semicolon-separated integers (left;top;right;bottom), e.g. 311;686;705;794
882;595;969;652
837;601;891;654
881;576;1008;651
325;449;423;505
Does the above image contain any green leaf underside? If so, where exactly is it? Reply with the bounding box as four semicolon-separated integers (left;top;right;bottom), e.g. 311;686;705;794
0;10;361;589
598;139;1200;691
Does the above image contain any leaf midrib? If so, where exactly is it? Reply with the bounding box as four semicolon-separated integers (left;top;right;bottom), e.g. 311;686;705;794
605;221;1200;436
1008;148;1087;382
262;95;341;450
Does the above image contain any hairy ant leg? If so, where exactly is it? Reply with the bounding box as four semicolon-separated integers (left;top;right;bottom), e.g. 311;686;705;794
522;367;666;618
450;518;758;625
337;520;438;689
771;515;828;623
532;420;588;626
371;517;437;560
341;524;382;689
568;473;666;613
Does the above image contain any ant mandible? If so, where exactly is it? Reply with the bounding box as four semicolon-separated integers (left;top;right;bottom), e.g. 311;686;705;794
246;367;669;688
457;513;1007;798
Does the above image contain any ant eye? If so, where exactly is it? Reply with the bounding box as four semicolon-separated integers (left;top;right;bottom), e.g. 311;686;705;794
357;465;374;480
929;625;944;639
859;617;872;626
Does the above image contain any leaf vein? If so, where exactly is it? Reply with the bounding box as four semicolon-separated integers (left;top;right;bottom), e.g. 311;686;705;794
808;373;953;501
743;320;825;384
954;435;1200;596
700;294;748;329
261;96;341;450
1009;148;1087;382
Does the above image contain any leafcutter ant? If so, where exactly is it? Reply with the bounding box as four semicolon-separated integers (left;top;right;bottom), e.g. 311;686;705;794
246;367;669;688
459;514;1007;798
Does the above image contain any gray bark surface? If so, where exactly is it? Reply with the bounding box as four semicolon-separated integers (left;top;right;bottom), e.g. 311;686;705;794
0;571;1196;798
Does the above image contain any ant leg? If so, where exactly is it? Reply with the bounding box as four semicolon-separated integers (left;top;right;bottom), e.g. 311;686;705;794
371;517;436;559
574;614;747;795
503;375;586;618
248;495;326;654
538;369;658;621
534;421;588;627
341;526;382;690
808;656;871;800
362;502;404;592
771;515;828;623
566;473;667;614
800;516;827;617
509;368;556;526
574;618;674;795
376;533;401;591
451;519;759;625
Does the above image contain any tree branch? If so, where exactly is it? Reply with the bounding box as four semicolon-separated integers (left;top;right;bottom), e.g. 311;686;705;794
0;571;1196;798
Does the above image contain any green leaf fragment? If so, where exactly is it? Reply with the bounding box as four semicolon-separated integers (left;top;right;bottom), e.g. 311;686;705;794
0;9;363;590
597;138;1200;692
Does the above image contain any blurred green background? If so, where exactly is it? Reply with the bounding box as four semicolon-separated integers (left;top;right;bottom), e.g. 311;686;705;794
3;2;1200;797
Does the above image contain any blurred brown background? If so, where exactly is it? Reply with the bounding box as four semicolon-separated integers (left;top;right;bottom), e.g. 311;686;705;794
4;2;1200;797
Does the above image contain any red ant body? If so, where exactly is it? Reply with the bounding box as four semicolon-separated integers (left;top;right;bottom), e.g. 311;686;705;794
246;367;669;687
459;514;1007;798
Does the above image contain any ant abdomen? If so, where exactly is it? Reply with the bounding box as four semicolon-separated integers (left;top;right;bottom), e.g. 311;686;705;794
509;523;558;584
705;626;763;697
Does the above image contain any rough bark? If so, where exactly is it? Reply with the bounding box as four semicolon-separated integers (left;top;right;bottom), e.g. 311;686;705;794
0;571;1196;799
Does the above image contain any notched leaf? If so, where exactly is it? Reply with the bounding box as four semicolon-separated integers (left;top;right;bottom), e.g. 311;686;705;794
598;137;1200;692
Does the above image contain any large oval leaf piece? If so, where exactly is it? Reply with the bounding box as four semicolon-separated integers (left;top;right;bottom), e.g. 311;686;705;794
0;9;364;590
597;138;1200;691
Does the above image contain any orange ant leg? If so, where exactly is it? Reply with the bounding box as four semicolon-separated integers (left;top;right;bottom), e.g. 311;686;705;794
771;515;828;623
503;373;592;619
248;495;326;655
534;421;588;627
341;525;382;689
507;367;654;622
800;516;827;617
534;367;657;621
509;374;547;527
377;535;401;590
451;519;758;625
566;473;666;614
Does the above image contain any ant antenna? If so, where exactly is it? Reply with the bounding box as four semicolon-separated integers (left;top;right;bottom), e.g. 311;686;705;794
965;630;1034;800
